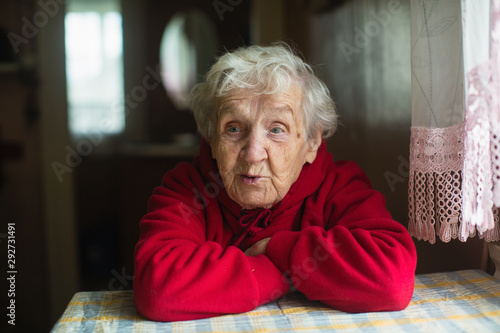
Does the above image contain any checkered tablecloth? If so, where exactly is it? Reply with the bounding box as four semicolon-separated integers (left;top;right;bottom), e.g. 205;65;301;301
51;269;500;332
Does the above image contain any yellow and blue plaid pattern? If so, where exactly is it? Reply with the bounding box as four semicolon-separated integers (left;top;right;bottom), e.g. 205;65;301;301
51;269;500;332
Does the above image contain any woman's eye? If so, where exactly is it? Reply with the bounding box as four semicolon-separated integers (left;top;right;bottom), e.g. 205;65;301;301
227;126;240;133
270;127;284;134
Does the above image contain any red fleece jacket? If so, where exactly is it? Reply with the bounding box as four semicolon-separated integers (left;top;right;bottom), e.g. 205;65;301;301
134;140;417;322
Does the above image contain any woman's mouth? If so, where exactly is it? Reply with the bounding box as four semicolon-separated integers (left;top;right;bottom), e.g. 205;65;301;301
240;174;262;184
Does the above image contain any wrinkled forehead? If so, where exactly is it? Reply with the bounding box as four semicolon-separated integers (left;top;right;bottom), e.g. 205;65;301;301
216;84;304;115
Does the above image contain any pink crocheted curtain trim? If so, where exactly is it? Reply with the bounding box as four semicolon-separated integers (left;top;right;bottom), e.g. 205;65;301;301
409;0;500;243
408;125;467;243
408;123;500;243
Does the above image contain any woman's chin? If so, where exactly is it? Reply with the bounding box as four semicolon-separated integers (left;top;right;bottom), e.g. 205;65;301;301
233;195;274;210
227;183;278;210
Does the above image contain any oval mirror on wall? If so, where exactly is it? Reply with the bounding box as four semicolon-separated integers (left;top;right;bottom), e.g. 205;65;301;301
159;9;218;111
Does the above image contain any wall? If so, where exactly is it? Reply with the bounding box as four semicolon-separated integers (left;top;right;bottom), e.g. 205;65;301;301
294;0;487;273
0;66;49;333
0;2;49;331
0;1;79;331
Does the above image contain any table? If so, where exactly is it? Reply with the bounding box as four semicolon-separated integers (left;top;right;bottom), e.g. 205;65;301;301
51;269;500;332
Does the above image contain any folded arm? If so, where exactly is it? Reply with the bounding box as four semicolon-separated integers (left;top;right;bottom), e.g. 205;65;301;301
265;161;417;312
134;165;289;322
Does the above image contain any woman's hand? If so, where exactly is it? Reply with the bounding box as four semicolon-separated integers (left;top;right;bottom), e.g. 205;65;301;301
244;237;271;256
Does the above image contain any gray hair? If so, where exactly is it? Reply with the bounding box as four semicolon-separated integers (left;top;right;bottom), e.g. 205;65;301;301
189;43;337;143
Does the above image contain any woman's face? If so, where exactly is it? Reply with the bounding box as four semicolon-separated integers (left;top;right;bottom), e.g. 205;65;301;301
210;85;320;210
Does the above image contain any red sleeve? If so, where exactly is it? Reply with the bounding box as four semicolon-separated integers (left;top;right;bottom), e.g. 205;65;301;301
133;163;289;322
265;161;417;313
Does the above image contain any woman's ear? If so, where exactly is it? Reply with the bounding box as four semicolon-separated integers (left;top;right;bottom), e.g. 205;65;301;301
305;130;322;164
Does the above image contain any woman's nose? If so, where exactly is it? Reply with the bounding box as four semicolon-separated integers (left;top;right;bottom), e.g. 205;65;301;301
240;130;268;164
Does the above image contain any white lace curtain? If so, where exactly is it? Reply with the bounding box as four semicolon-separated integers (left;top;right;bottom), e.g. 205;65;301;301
408;0;500;243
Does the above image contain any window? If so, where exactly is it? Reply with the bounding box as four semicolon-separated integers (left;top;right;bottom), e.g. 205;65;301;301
65;0;124;136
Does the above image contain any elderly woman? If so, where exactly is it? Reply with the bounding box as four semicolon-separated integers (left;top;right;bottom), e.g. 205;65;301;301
134;44;417;321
